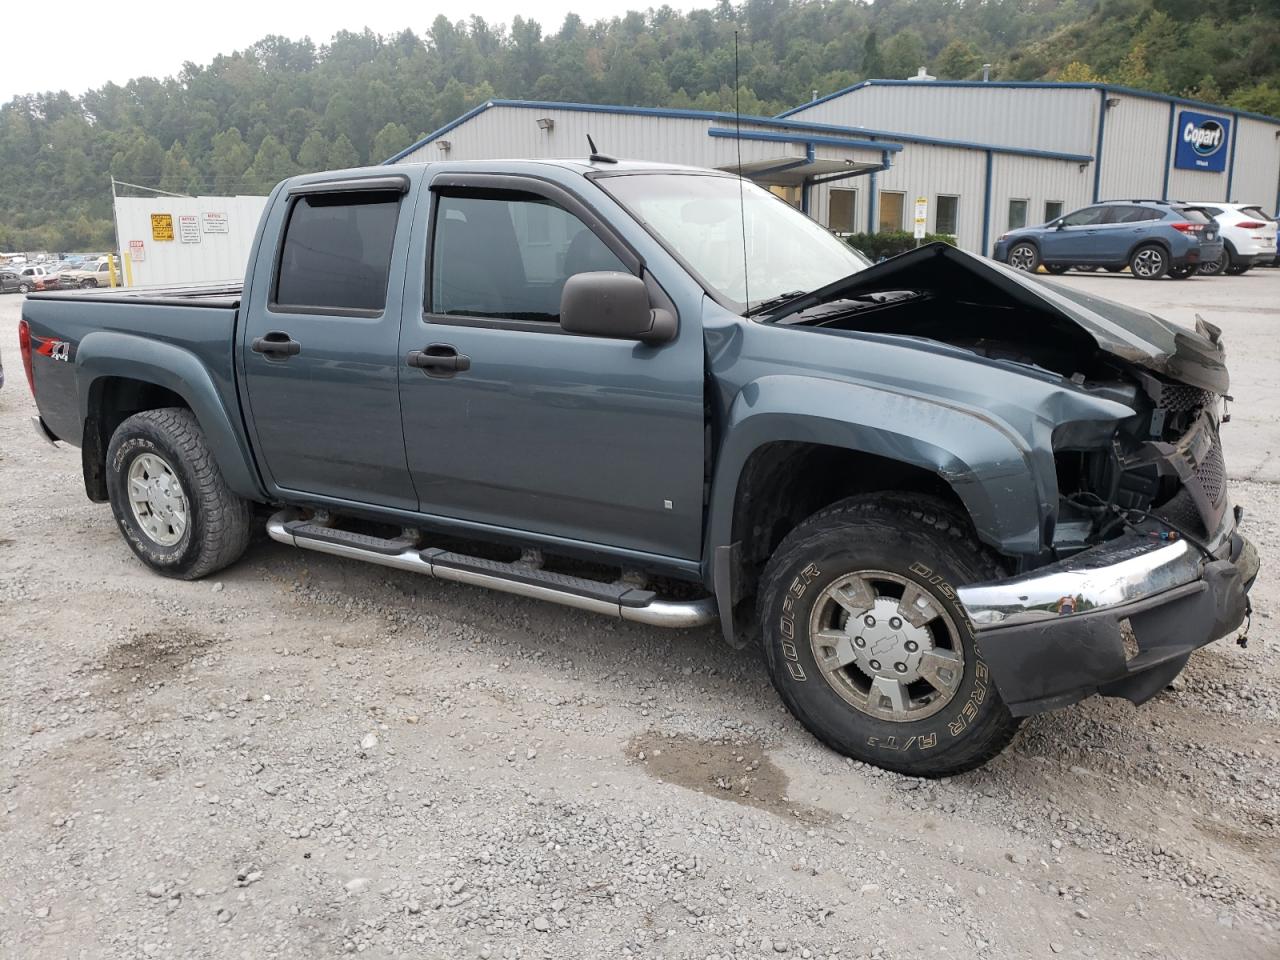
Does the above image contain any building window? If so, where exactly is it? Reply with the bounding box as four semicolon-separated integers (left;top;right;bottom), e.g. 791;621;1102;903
935;195;959;236
1007;199;1029;231
829;189;857;233
879;191;905;232
1045;201;1064;223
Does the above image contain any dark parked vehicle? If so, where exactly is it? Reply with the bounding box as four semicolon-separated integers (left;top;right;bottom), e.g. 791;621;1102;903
0;269;27;294
19;160;1257;777
994;200;1223;279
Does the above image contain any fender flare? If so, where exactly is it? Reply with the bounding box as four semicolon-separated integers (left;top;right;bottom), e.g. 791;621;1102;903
704;375;1051;638
76;331;264;501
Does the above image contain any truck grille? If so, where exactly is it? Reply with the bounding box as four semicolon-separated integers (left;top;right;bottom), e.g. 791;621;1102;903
1194;435;1226;505
1156;382;1213;413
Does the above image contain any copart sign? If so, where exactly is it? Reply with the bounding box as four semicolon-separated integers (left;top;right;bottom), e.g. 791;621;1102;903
1174;110;1231;173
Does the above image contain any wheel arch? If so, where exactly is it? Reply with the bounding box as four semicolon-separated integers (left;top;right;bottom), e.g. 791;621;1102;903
77;332;264;503
706;376;1043;646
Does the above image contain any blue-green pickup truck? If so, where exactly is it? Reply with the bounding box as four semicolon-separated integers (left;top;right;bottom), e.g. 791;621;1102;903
18;158;1257;776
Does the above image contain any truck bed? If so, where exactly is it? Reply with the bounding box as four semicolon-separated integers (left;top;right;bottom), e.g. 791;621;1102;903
28;280;243;309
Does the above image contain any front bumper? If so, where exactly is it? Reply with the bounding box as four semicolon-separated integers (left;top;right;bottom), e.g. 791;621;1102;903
958;512;1258;716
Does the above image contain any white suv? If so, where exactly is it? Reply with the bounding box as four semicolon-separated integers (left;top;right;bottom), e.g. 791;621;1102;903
1186;202;1277;276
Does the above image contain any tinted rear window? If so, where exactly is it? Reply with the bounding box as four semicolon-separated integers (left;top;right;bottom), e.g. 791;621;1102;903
1174;207;1212;224
1242;206;1274;221
275;191;400;312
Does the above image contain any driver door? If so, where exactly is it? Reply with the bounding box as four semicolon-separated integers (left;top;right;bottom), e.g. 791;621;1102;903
397;174;706;561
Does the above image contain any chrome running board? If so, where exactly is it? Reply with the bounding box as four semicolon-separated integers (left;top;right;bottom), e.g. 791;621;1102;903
266;511;717;629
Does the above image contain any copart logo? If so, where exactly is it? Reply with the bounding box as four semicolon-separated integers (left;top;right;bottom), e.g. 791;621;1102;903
1183;119;1225;157
32;335;71;362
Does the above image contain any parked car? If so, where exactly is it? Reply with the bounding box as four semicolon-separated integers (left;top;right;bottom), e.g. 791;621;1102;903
59;257;116;288
1186;202;1278;276
18;160;1256;778
0;269;28;294
993;200;1222;279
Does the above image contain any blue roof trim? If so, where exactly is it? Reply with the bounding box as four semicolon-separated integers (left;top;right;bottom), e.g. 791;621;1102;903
778;79;1280;127
388;96;1094;166
708;127;904;152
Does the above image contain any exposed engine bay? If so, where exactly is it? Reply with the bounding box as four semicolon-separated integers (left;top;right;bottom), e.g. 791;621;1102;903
765;243;1232;559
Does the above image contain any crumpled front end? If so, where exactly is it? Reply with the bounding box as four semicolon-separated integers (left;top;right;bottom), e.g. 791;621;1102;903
958;369;1258;716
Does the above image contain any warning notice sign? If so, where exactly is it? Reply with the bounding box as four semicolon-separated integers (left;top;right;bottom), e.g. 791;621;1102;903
178;215;201;243
150;213;174;241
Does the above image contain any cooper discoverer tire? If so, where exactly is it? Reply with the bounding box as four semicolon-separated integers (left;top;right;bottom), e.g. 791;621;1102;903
757;494;1021;777
105;407;253;580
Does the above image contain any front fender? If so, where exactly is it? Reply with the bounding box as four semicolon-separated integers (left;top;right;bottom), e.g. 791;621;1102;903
77;331;264;500
705;374;1049;570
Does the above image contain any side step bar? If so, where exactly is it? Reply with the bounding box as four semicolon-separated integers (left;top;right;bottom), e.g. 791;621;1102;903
266;511;717;629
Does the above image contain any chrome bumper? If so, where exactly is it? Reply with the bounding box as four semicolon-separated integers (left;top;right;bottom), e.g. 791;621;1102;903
958;508;1247;630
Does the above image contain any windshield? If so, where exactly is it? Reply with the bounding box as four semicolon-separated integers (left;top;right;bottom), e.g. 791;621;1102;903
598;172;867;313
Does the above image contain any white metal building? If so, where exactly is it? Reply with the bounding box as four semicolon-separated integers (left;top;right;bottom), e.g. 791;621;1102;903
389;82;1280;256
114;195;268;286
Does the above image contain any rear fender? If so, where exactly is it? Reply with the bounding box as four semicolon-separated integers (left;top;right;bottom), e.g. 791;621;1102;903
77;331;263;501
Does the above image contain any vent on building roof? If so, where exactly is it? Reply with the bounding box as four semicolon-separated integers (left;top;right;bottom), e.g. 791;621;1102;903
907;67;935;82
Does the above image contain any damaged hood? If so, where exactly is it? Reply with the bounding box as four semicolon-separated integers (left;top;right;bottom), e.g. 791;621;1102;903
768;243;1229;394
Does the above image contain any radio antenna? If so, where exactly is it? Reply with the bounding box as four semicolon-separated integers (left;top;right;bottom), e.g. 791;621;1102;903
734;30;750;311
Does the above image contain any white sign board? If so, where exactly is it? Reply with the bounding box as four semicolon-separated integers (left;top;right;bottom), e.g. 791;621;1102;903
178;215;201;244
202;212;229;234
913;197;928;239
128;240;146;262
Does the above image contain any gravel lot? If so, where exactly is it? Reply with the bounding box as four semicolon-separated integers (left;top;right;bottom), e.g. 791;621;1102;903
1;269;1277;960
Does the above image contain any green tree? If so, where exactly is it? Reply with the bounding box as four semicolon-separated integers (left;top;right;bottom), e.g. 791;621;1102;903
370;122;413;163
934;39;982;80
296;130;329;172
210;127;252;194
246;134;295;192
327;133;360;169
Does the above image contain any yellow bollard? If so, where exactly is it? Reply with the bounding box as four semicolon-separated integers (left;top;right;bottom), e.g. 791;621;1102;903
107;255;118;288
122;252;133;287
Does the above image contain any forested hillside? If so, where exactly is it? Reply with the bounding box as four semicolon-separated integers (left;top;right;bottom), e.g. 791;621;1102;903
1;0;1276;251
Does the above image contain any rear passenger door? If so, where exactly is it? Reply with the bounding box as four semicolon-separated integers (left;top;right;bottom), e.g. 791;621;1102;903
240;176;420;510
396;173;706;561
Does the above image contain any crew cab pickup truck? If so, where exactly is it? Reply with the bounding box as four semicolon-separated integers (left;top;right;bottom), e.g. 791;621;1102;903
19;159;1258;777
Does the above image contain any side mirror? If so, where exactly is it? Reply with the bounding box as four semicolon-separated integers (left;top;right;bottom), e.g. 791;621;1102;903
559;271;676;345
1055;221;1066;230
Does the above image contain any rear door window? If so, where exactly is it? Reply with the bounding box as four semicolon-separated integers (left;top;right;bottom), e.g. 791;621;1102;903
275;191;401;314
1109;206;1163;223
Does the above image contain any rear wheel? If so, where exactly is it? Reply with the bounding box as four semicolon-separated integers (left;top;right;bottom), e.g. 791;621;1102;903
757;494;1020;777
1007;242;1039;273
1104;266;1126;273
1226;263;1251;276
1129;244;1168;279
1045;264;1070;275
1168;265;1196;279
81;278;98;288
105;408;253;580
1199;246;1229;276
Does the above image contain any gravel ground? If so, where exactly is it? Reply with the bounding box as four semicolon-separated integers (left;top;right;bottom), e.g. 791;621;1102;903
1;270;1278;960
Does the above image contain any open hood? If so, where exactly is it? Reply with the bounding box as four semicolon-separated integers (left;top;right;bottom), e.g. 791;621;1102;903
767;243;1230;394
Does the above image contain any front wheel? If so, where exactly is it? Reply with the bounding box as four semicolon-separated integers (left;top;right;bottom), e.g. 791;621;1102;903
1168;265;1196;280
757;495;1021;777
17;282;30;294
105;408;253;579
1007;242;1039;273
1199;246;1229;276
1129;244;1168;279
1045;264;1070;275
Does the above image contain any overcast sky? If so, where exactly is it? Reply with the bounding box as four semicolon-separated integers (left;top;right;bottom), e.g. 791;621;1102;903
0;0;692;103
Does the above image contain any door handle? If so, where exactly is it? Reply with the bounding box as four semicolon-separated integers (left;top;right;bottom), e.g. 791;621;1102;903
407;344;470;376
251;332;301;357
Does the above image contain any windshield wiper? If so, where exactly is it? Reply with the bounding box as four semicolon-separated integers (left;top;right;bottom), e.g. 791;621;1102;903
745;290;808;317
